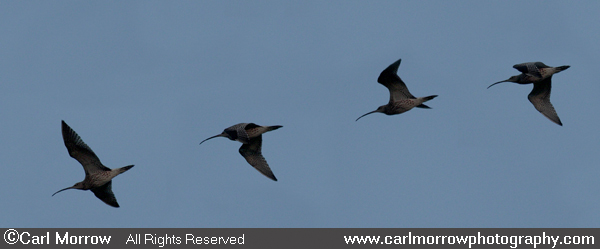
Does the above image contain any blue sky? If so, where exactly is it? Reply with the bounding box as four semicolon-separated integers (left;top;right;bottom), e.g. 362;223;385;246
1;1;599;227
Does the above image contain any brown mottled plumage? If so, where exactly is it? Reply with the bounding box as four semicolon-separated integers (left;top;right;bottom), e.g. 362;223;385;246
356;58;437;121
488;62;570;126
200;123;281;181
53;121;134;207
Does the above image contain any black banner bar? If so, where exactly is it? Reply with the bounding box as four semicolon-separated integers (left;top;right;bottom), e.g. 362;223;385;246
2;228;598;248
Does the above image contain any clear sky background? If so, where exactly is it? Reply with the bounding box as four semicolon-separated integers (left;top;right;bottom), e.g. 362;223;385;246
1;1;599;228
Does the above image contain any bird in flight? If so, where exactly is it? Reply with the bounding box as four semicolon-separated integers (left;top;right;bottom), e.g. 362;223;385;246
488;62;570;126
53;120;134;207
200;123;282;181
356;58;437;121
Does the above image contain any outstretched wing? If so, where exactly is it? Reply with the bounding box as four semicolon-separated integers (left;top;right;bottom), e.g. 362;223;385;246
61;121;110;175
91;181;120;208
377;59;415;102
238;136;277;181
527;77;563;126
513;62;548;78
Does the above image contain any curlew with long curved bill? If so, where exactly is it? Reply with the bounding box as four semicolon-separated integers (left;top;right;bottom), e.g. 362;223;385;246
53;120;134;207
488;62;570;126
356;58;437;121
200;123;281;181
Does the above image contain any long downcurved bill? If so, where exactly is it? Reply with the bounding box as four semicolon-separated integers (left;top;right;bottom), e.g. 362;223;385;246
487;79;509;89
52;186;75;196
355;110;379;121
199;133;226;145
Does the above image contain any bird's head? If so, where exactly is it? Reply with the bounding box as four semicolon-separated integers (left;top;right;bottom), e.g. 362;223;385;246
356;105;386;121
487;75;522;89
199;131;230;145
52;182;85;196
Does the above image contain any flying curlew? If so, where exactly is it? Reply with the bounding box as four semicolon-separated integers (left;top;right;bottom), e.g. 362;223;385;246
53;120;134;207
356;58;438;121
199;123;282;181
488;62;570;126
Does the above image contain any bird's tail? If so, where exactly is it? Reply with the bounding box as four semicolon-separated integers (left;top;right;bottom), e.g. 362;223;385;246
556;65;570;73
117;165;134;174
267;125;283;132
416;95;437;109
423;95;438;101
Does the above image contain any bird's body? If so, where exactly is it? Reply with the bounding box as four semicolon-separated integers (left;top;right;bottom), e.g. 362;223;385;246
53;121;134;208
75;171;122;190
356;58;437;121
377;97;436;116
200;123;281;181
488;62;570;126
